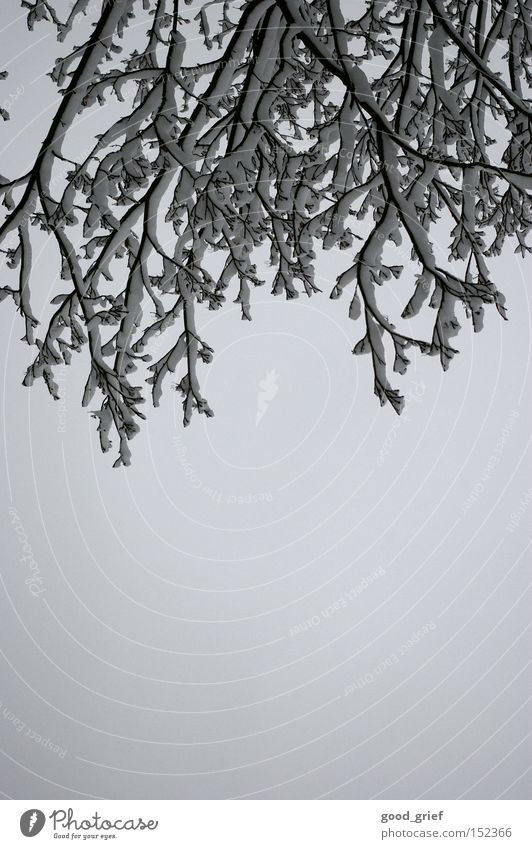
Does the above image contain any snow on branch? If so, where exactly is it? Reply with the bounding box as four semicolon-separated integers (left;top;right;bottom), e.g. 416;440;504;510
1;0;530;464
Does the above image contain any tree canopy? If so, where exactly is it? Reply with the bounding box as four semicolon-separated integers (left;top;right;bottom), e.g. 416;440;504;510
1;0;531;465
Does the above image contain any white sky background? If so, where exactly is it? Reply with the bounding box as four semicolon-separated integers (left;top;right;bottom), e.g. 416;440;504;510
0;0;530;800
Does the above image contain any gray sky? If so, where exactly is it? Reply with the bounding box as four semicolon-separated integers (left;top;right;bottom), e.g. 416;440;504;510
0;0;530;800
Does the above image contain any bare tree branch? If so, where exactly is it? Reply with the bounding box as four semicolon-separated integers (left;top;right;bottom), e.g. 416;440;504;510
1;0;530;464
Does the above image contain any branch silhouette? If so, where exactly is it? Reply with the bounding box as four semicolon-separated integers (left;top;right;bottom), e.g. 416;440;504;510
1;0;530;464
